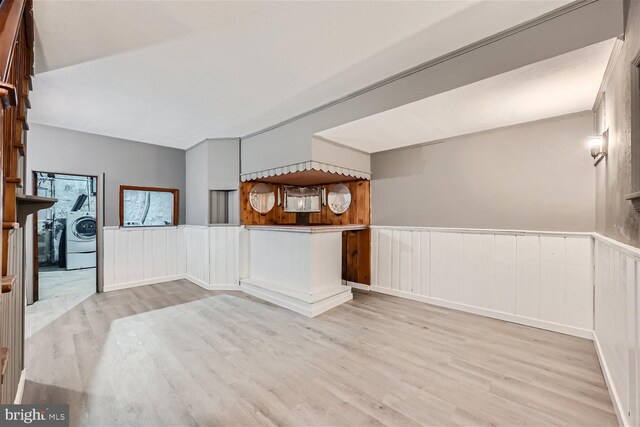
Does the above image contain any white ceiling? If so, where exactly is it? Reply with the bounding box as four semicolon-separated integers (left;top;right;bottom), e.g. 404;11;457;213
30;0;572;149
317;39;615;153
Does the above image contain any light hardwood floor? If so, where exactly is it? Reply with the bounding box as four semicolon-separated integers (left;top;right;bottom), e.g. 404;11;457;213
24;279;617;426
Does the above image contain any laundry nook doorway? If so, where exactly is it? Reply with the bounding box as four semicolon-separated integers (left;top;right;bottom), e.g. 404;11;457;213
32;172;100;303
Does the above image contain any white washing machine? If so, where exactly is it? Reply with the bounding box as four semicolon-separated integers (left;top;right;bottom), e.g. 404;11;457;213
66;211;96;270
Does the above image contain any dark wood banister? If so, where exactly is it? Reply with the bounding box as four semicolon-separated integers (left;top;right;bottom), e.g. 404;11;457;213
0;0;29;82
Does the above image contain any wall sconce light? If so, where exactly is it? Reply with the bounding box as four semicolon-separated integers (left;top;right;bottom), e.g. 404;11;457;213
589;129;608;166
589;136;602;157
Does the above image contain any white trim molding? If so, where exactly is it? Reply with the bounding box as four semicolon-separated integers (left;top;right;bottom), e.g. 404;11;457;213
369;224;592;237
103;275;185;292
345;280;370;291
241;279;352;318
184;275;239;291
371;286;593;339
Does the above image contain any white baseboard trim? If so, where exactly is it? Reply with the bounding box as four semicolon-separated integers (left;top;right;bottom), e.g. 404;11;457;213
241;280;352;317
311;289;353;317
346;281;369;291
13;369;25;404
370;286;593;340
183;275;240;291
104;275;240;293
103;275;185;292
594;333;629;427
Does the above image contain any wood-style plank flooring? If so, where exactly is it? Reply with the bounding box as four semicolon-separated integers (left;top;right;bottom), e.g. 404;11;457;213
24;280;617;426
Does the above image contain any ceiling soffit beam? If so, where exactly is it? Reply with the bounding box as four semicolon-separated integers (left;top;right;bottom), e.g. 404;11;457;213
240;0;624;174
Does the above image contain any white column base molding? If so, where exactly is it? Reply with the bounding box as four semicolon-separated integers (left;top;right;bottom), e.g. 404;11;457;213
241;279;352;317
183;275;240;291
13;369;25;404
345;281;369;291
370;286;593;340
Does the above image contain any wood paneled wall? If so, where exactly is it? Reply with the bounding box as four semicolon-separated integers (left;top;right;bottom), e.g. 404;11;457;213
240;179;370;226
342;228;370;285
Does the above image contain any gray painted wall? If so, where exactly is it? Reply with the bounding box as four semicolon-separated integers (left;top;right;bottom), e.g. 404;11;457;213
186;141;208;225
208;138;240;190
186;138;240;225
27;123;186;225
371;112;596;231
240;1;621;174
311;137;371;173
594;0;640;247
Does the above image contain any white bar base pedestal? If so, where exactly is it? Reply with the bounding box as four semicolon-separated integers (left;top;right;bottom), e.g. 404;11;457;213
240;279;352;317
242;226;356;317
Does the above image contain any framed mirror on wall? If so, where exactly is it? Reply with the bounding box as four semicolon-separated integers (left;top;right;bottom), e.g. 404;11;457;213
284;186;321;213
328;183;352;215
119;185;179;227
249;183;275;214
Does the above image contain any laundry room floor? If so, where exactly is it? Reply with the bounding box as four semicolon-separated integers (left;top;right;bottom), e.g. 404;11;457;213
38;268;96;301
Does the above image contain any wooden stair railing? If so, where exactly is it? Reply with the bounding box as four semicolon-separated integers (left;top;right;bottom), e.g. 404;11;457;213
0;0;35;405
0;0;34;277
1;275;15;293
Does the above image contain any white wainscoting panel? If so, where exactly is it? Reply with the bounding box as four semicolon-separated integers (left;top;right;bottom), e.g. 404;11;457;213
493;234;517;314
103;226;185;291
104;225;240;292
103;224;638;426
593;235;640;427
184;225;210;287
370;226;594;338
209;226;241;288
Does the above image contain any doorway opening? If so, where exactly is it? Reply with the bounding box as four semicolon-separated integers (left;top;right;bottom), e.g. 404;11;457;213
33;172;99;302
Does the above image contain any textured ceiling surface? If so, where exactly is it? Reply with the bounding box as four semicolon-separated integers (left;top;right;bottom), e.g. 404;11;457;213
318;39;615;153
30;0;571;149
